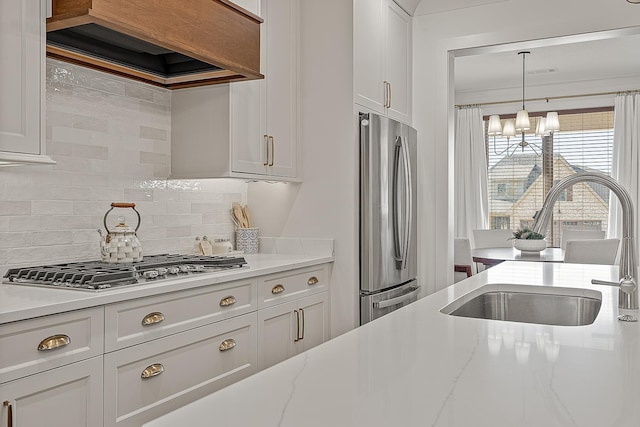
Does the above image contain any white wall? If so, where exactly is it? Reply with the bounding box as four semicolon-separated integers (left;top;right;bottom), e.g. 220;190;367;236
413;0;640;292
0;59;246;274
248;0;356;336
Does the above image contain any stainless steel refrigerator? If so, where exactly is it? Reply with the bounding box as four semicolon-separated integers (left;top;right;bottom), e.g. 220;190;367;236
360;112;420;325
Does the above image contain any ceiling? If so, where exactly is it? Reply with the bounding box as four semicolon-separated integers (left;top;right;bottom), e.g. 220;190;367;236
454;32;640;95
415;0;506;15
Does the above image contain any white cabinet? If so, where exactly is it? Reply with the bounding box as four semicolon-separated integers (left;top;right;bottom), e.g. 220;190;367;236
354;0;412;124
171;0;299;181
0;357;103;427
0;0;55;165
255;264;330;370
257;292;329;370
104;312;258;427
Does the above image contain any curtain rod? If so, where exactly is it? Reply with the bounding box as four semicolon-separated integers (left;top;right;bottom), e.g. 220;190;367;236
455;89;640;108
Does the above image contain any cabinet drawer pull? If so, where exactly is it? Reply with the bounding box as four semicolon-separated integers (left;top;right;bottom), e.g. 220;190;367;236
268;136;275;166
142;312;165;326
141;363;164;379
219;296;237;307
219;338;236;352
37;334;70;351
3;401;12;427
271;284;285;294
307;276;319;286
263;135;269;166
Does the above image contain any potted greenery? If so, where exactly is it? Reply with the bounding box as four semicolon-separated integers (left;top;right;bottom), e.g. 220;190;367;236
510;228;547;253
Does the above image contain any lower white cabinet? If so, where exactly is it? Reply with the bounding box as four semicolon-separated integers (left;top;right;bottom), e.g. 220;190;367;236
0;356;104;427
104;312;257;427
257;291;329;370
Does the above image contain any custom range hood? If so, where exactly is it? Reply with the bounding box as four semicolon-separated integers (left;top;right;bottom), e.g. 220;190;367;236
46;0;263;89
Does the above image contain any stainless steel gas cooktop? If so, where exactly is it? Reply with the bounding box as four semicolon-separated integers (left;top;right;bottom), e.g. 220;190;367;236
3;254;248;291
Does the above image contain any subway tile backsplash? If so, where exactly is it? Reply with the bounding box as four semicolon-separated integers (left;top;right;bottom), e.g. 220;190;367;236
0;59;246;272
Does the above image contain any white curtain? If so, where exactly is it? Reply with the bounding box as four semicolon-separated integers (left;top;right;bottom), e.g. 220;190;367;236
608;93;640;257
455;107;489;243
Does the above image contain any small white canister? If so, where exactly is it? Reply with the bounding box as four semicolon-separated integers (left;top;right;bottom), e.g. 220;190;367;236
212;238;234;254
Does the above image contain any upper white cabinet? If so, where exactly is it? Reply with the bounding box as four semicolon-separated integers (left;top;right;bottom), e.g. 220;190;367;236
0;0;55;165
171;0;299;181
354;0;412;124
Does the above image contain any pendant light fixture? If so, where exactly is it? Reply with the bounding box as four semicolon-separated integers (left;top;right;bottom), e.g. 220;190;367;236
487;51;560;157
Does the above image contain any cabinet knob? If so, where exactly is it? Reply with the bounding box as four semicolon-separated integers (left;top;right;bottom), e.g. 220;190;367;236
141;363;165;379
271;284;285;294
142;312;165;326
220;296;237;307
219;338;237;352
37;334;71;351
307;276;319;286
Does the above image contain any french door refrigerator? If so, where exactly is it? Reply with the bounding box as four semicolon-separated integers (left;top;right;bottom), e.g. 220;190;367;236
360;111;420;325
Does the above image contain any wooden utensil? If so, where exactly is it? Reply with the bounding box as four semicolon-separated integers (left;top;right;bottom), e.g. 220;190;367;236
233;204;248;228
242;205;251;228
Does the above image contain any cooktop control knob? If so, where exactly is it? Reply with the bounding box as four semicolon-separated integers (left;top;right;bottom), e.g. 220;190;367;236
143;270;159;279
167;266;180;275
156;267;168;276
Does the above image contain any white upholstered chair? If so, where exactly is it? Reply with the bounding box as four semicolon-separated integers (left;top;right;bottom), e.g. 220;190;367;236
472;229;513;249
454;238;474;283
561;229;606;250
563;238;620;265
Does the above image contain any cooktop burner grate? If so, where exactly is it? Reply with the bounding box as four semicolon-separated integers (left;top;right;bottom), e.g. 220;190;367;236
3;254;248;291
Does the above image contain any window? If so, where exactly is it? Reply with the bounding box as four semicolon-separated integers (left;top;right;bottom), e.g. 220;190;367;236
486;109;613;247
491;216;510;229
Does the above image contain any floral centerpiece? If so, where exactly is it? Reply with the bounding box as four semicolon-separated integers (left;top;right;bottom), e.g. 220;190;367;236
510;228;547;253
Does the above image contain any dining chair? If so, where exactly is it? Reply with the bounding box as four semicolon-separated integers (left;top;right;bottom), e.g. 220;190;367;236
454;238;474;283
472;229;514;249
561;229;606;250
563;238;620;265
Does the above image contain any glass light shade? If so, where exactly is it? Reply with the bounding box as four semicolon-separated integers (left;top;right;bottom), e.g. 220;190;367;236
545;112;560;133
515;110;530;131
487;115;502;135
535;117;547;136
502;119;516;138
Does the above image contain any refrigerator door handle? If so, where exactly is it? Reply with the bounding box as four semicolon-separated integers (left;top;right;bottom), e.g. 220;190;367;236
373;286;420;309
400;134;413;271
392;137;403;267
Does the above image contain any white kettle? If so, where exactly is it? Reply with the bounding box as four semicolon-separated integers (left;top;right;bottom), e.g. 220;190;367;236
98;203;143;263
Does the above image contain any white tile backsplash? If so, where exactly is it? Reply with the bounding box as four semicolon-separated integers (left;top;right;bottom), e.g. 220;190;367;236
0;59;246;272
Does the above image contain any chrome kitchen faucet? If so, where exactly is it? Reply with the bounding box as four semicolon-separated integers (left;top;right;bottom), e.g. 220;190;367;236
532;172;639;322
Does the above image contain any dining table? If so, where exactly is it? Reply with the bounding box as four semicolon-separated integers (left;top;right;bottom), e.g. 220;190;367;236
472;247;564;268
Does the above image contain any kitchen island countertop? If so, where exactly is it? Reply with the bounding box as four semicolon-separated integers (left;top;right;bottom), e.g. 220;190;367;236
145;261;640;427
0;252;333;324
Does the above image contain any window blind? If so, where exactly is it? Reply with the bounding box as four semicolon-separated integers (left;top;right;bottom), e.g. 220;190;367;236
486;110;614;247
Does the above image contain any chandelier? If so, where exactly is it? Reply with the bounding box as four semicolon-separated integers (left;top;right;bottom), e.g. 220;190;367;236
488;51;560;157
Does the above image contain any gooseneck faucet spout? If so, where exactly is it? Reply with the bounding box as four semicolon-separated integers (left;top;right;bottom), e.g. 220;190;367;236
531;172;638;321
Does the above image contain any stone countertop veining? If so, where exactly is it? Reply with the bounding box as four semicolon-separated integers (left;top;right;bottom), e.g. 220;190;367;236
0;253;333;325
144;261;640;427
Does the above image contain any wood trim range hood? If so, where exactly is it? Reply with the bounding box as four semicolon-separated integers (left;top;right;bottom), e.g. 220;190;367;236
47;0;264;89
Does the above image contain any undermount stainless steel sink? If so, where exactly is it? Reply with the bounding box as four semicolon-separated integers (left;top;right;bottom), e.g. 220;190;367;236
441;286;602;326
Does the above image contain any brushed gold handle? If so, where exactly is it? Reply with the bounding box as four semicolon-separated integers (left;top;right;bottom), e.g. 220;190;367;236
299;308;305;340
142;312;165;326
219;338;236;351
268;136;275;166
271;284;285;294
220;296;237;307
294;309;300;342
37;334;70;351
307;276;319;286
263;134;269;166
141;363;164;379
387;83;391;108
3;401;12;427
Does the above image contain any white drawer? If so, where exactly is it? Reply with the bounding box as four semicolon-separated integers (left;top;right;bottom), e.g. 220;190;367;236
258;264;329;308
105;278;257;352
104;312;257;427
0;307;104;384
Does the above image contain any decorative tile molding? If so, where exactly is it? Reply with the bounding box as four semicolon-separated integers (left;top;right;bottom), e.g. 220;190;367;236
0;59;246;273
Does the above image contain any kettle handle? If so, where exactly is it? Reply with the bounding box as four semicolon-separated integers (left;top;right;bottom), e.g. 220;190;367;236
104;202;141;234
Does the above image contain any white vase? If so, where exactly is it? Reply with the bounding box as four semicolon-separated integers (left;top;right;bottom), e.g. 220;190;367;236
514;238;547;253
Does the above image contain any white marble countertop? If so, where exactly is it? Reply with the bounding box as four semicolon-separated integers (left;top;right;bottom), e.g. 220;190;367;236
145;261;640;427
0;253;333;324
